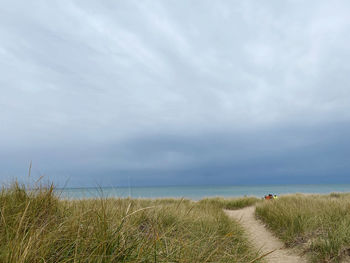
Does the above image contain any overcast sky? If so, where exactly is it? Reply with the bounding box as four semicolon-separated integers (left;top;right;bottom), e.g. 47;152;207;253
1;0;350;187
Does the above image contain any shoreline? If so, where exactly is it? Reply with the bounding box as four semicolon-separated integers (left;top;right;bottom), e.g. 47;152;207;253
55;184;350;200
56;192;350;201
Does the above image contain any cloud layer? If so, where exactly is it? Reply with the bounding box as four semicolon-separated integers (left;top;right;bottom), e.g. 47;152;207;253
1;0;350;186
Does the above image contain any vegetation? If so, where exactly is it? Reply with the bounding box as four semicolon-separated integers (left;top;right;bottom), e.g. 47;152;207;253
255;193;350;263
199;196;261;210
0;182;262;263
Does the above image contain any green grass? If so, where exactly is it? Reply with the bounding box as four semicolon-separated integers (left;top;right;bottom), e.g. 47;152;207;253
0;182;263;263
199;196;261;210
255;193;350;263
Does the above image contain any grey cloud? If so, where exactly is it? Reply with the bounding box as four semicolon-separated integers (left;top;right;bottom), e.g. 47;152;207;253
1;0;350;186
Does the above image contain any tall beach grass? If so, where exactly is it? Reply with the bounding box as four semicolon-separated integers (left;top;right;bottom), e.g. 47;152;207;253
256;193;350;263
0;182;262;263
199;196;261;210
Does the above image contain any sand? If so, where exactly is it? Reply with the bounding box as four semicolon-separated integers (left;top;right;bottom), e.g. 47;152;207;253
225;206;307;263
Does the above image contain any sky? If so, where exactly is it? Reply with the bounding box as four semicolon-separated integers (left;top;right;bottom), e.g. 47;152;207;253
1;0;350;187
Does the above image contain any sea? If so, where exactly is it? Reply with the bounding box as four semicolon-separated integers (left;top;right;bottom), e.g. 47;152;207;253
56;184;350;200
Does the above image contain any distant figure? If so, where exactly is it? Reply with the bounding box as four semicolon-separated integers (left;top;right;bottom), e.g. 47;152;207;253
264;193;278;200
264;194;272;200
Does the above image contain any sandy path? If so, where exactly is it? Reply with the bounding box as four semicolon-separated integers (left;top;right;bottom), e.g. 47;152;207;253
224;207;306;263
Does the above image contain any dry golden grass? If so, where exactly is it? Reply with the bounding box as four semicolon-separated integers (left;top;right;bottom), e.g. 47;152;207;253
256;193;350;263
0;182;262;263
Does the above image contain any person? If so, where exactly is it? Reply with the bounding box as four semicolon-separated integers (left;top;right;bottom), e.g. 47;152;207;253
264;194;272;200
264;194;278;200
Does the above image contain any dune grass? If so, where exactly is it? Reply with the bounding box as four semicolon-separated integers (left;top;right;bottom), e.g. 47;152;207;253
255;193;350;263
199;196;261;210
0;182;263;263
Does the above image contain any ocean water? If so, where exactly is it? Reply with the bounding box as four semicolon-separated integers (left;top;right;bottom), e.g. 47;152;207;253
56;184;350;200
